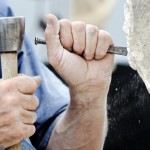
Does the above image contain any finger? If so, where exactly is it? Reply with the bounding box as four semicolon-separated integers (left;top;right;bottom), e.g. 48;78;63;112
20;95;39;111
95;30;114;60
45;14;64;67
100;53;114;73
16;76;41;94
71;21;86;55
14;123;36;141
84;24;98;60
1;76;41;95
59;19;73;51
3;124;35;148
20;109;37;124
102;53;114;64
18;74;41;87
22;124;36;138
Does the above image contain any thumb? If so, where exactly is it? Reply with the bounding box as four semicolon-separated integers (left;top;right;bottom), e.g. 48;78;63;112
45;14;64;68
18;74;41;87
32;76;42;87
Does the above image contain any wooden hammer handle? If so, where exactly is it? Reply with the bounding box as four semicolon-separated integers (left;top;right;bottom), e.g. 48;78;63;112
1;52;21;150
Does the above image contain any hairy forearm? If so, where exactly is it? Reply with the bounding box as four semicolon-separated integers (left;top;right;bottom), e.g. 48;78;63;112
47;84;109;150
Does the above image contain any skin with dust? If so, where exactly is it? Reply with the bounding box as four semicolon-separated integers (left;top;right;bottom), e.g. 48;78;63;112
123;0;150;93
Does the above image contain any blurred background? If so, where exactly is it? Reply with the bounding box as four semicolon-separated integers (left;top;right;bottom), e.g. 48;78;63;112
8;0;128;65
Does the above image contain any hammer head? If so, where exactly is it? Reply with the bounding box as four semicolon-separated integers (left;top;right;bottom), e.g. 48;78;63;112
0;16;25;52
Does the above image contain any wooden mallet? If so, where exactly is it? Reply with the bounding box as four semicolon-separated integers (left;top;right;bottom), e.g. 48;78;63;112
0;16;25;150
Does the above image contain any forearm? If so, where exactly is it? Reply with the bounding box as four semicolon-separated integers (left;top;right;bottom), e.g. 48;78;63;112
47;84;109;150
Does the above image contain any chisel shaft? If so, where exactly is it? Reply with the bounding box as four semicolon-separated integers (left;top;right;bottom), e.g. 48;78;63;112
35;37;127;56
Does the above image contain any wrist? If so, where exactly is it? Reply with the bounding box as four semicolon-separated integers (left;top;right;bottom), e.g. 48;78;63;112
69;79;110;109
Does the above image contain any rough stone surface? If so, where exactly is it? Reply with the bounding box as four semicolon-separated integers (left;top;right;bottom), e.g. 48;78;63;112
124;0;150;93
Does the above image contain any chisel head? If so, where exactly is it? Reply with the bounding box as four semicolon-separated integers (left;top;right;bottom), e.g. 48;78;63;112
0;16;25;52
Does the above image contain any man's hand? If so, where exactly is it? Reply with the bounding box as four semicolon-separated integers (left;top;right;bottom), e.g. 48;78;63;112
45;14;114;89
45;14;114;150
0;75;41;148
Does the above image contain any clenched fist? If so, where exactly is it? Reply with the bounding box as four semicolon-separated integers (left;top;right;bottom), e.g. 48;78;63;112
45;14;114;89
0;75;41;148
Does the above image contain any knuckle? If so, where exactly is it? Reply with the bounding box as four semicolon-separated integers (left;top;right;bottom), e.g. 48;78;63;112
25;125;36;138
94;54;100;60
72;21;85;32
84;50;93;55
99;30;110;36
99;30;113;44
32;112;37;123
30;125;36;136
95;55;101;60
31;125;36;133
87;25;98;35
24;76;37;91
18;75;33;86
100;50;106;57
73;46;84;54
95;51;106;60
59;19;70;26
28;80;38;92
84;48;95;56
21;98;29;109
85;57;93;61
84;53;94;60
32;96;40;108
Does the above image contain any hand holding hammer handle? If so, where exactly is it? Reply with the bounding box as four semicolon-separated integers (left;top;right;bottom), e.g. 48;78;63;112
0;16;25;150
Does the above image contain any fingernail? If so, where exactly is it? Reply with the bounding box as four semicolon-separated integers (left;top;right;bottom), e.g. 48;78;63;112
32;76;42;86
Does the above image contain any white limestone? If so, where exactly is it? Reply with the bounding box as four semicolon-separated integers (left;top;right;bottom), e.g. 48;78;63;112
123;0;150;93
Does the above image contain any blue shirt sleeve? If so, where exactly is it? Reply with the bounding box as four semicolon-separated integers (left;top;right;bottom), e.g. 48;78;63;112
0;1;70;150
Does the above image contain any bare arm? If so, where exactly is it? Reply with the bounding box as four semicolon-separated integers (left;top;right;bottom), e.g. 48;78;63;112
47;84;109;150
45;14;114;150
